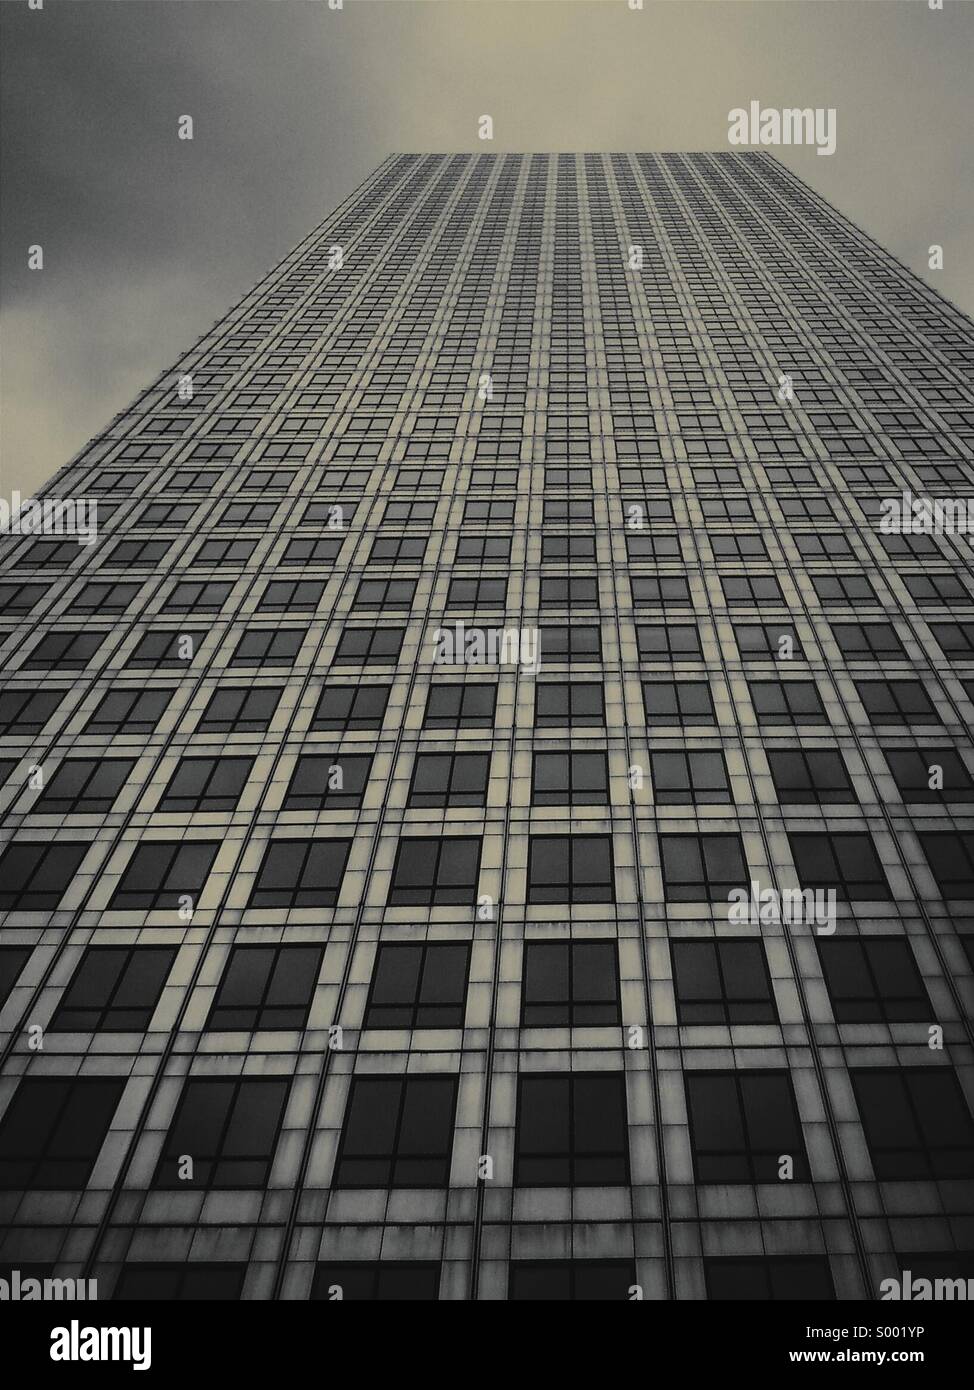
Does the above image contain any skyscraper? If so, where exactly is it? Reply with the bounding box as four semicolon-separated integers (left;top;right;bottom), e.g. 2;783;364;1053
1;151;972;1301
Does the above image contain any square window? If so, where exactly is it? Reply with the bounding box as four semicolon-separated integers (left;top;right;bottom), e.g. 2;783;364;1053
527;835;614;904
333;1075;457;1188
514;1073;629;1186
521;940;620;1026
364;943;470;1029
672;940;776;1025
685;1071;809;1183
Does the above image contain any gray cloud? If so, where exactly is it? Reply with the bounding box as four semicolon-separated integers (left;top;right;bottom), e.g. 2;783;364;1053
2;0;971;498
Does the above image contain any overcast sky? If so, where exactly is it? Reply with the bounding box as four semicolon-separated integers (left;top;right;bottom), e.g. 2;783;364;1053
2;0;972;499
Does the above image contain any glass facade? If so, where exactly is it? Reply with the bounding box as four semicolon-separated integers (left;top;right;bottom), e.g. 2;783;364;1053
0;151;972;1300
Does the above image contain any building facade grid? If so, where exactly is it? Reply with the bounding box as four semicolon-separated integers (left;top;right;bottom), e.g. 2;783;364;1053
0;150;972;1300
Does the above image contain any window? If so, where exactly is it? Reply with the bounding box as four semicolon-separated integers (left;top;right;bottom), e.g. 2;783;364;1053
465;499;515;524
198;687;281;733
883;748;974;802
248;838;351;908
30;758;135;813
527;835;614;904
126;630;202;670
423;683;496;729
332;627;404;666
623;498;673;526
532;751;608;805
543;498;592;524
164;581;232;613
311;1263;440;1301
224;500;279;524
446;577;506;609
766;750;855;805
109;840;218;910
637;624;702;660
509;1261;635;1301
626;534;682;562
114;1264;245;1301
407;753;489;808
855;680;938;725
521;940;620;1026
282;754;372;810
49;946;176;1031
534;682;604;727
721;576;784;605
541;535;596;564
0;688;65;736
230;628;304;667
154;1078;289;1188
672;940;776;1025
850;1068;974;1180
388;837;481;906
158;757;252;812
84;689;173;735
650;751;731;805
789;832;889;900
540;576;598;608
0;1077;124;1188
631;576;692;606
546;466;591;488
15;538;84;567
701;497;752;522
0;842;89;910
396;467;443;489
643;680;716;726
22;631;105;669
538;625;601;662
260;579;326;611
705;1257;834;1301
303;499;358;527
312;684;390;732
139;502;196;525
817;938;930;1023
918;832;974;898
832;622;905;659
353;579;416;610
734;623;803;660
383;499;436;525
368;536;426;565
685;1071;809;1183
70;581;139;614
812;575;878;603
903;573;970;606
514;1073;629;1185
0;946;31;1008
710;534;767;560
456;535;510;563
106;539;169;566
470;467;518;490
282;536;344;566
364;943;470;1029
930;621;974;658
659;834;748;902
333;1075;457;1187
207;945;322;1030
749;680;827;725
